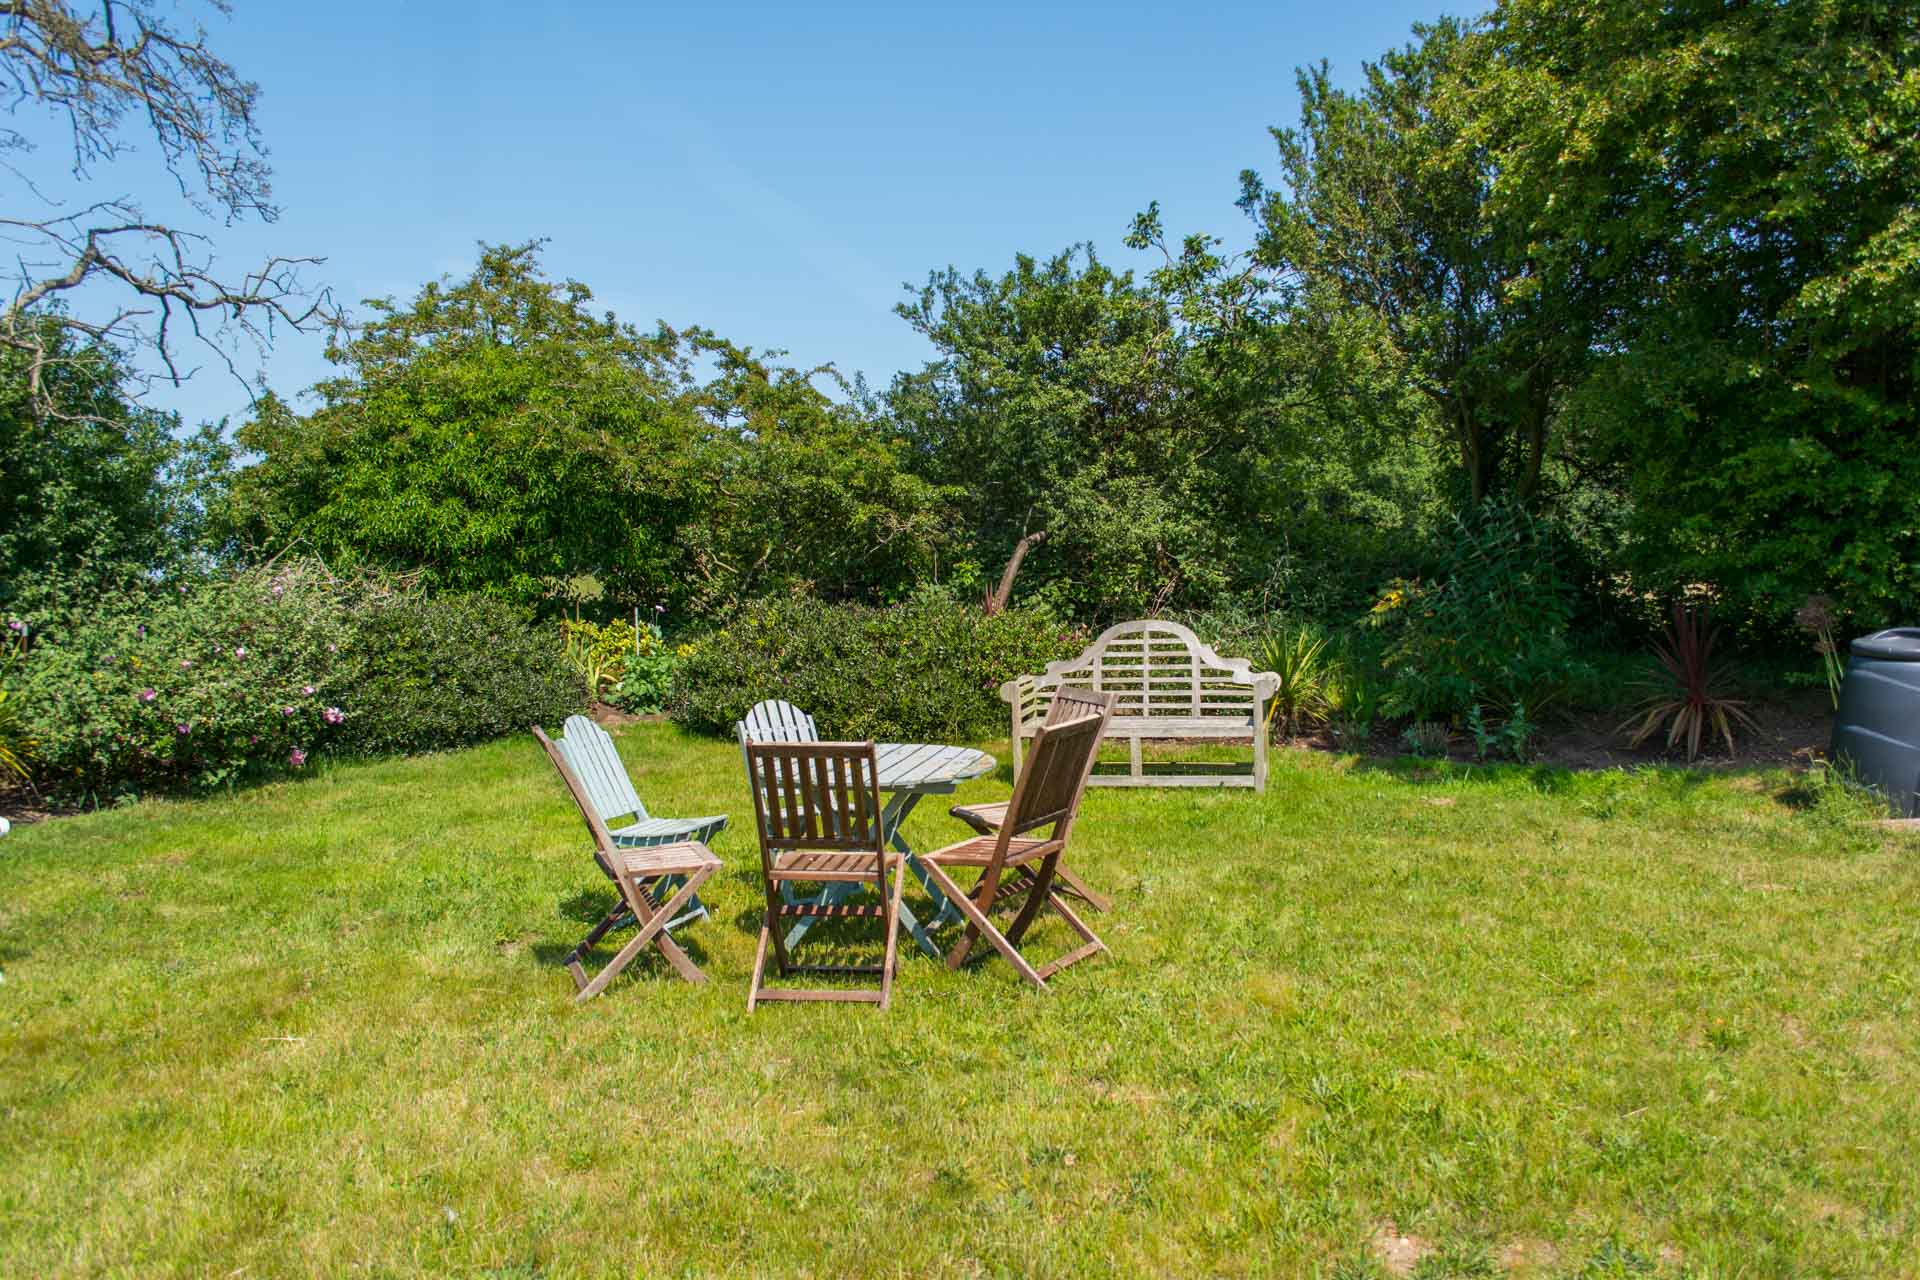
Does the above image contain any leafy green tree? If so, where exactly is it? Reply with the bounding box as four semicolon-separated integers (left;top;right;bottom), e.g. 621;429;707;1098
0;324;229;616
673;334;955;612
1238;19;1597;509
888;247;1231;617
221;242;700;609
1478;0;1920;626
1127;206;1451;619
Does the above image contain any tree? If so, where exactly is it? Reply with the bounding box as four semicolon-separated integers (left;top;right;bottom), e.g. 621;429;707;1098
0;0;332;419
888;247;1230;618
1478;0;1920;626
0;320;227;615
673;334;954;613
1239;19;1597;508
221;243;698;608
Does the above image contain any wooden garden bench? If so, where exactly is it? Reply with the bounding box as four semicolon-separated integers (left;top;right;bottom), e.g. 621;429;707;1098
999;620;1279;792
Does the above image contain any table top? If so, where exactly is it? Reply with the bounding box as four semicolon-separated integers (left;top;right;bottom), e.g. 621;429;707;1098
874;742;995;791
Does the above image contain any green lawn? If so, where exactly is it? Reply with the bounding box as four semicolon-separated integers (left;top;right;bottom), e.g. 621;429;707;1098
2;725;1916;1277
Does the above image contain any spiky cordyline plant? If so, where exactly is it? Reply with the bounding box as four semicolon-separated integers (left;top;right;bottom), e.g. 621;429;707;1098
1619;601;1759;761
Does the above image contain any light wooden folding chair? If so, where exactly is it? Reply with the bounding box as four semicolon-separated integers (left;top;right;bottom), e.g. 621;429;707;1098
533;727;720;1001
950;686;1115;912
920;710;1108;991
744;740;905;1011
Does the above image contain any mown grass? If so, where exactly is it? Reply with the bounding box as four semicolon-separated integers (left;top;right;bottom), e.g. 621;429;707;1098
1;725;1916;1278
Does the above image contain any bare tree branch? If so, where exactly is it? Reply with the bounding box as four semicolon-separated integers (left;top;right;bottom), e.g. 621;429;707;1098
0;1;336;422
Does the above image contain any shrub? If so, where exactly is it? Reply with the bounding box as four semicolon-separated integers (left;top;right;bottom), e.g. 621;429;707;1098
671;590;1088;742
6;563;587;797
608;624;677;715
1617;601;1757;761
1259;624;1334;738
9;561;360;796
1370;501;1593;722
336;593;587;756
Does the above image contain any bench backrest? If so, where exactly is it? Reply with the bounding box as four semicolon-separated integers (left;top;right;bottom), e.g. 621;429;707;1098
1003;620;1275;729
555;713;647;823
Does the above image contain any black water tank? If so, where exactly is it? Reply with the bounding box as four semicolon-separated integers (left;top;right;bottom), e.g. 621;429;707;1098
1831;627;1920;815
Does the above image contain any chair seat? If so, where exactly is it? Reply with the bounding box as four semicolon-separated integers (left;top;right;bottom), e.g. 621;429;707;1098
922;835;1060;868
769;848;901;883
614;841;720;879
610;814;728;846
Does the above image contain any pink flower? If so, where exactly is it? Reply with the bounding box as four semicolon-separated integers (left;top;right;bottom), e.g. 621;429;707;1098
179;659;193;670
281;706;295;716
248;735;258;745
139;688;157;702
234;646;247;659
288;747;307;767
322;706;345;725
301;685;315;696
175;722;191;736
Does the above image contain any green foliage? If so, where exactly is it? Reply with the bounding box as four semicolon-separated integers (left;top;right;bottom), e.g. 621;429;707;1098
1401;720;1451;759
1477;0;1920;629
1259;624;1334;738
9;561;358;796
888;247;1230;618
0;688;33;780
1238;19;1589;509
1466;701;1538;762
671;590;1087;742
1371;502;1592;721
559;617;637;700
220;243;699;609
7;562;585;795
608;623;678;715
332;593;586;757
0;326;231;616
675;339;953;613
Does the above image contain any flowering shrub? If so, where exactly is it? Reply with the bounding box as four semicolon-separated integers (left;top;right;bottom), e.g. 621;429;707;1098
8;561;358;795
671;589;1087;742
6;562;586;797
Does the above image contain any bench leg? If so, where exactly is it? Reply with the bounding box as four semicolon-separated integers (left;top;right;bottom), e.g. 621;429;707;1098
1129;735;1143;780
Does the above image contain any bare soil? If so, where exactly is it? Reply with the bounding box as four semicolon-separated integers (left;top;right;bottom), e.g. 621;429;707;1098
1280;689;1835;773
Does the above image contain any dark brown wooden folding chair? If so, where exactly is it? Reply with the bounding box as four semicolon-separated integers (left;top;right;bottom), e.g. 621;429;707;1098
744;740;905;1011
533;727;720;1002
950;686;1115;912
919;710;1108;990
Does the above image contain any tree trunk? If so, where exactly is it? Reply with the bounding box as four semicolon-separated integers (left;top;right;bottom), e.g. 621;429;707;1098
983;531;1047;616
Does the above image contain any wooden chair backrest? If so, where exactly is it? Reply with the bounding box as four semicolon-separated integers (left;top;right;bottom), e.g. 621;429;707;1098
1044;685;1114;728
744;740;887;881
736;699;821;776
556;713;647;823
534;725;640;906
1000;710;1107;846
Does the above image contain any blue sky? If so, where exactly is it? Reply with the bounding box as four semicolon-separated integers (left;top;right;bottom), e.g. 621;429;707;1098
35;0;1448;427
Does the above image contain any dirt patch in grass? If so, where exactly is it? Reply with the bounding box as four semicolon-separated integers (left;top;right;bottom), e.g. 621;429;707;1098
1370;1222;1433;1276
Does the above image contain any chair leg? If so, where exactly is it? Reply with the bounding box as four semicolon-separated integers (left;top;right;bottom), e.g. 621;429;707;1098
564;904;631;992
1003;854;1059;947
879;861;904;1010
574;870;709;1002
922;860;1049;991
747;925;772;1012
